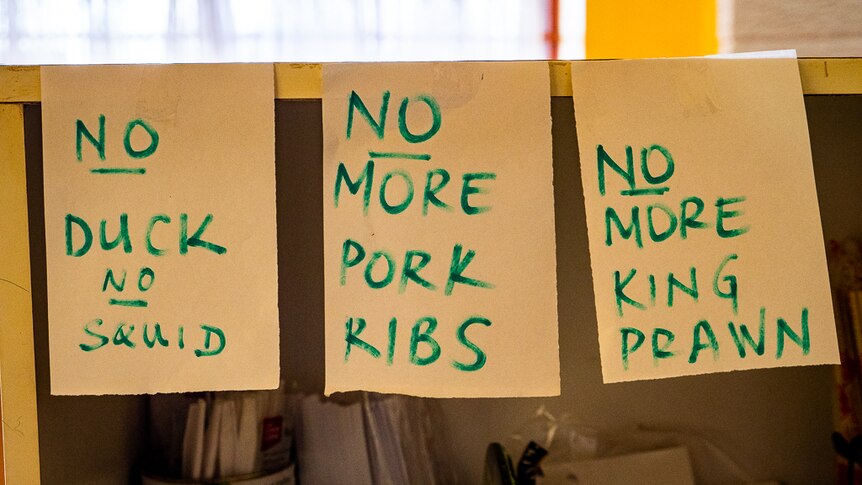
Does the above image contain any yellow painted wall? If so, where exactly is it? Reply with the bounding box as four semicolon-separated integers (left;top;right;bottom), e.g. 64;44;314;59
586;0;717;59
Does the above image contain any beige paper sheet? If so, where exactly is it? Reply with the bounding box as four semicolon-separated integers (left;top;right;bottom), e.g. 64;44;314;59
571;56;839;383
41;64;279;394
323;62;559;397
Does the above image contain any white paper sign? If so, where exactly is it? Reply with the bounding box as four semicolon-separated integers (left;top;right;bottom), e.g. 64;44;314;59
323;62;559;397
571;55;839;382
41;64;279;394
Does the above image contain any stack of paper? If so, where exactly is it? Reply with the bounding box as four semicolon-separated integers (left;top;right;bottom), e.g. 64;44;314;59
181;399;206;480
364;397;410;484
297;396;373;485
148;386;293;482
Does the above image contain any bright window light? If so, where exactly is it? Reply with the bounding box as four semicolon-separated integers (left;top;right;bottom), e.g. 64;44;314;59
0;0;585;64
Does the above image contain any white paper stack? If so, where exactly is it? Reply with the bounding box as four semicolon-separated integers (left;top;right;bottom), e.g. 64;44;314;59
297;396;373;485
235;395;260;475
181;398;206;480
201;398;222;481
363;397;410;485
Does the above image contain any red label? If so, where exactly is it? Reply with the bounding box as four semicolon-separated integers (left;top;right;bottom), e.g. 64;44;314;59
261;416;283;451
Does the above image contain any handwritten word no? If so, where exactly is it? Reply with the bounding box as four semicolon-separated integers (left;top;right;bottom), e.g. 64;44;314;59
77;114;159;174
346;91;441;143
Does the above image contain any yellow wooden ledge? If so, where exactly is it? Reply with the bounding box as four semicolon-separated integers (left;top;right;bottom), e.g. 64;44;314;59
797;58;862;96
1;59;860;102
0;103;41;485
